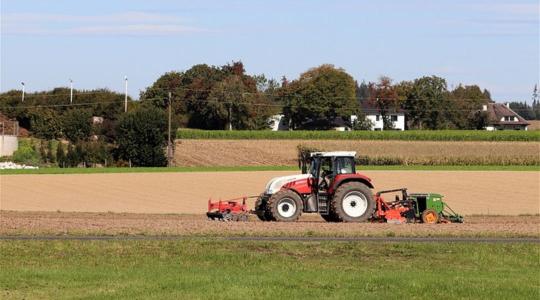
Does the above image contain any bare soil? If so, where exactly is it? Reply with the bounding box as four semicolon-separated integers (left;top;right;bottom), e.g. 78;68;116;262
173;139;540;166
1;171;538;215
1;211;538;238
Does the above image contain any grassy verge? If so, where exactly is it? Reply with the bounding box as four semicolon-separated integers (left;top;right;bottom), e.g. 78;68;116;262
1;165;539;175
0;240;538;299
177;129;540;141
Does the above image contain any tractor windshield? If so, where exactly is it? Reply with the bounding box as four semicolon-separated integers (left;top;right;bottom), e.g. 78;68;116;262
335;157;355;174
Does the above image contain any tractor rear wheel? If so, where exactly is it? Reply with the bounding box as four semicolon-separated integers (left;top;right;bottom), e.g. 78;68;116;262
267;190;303;222
421;209;440;224
331;182;375;222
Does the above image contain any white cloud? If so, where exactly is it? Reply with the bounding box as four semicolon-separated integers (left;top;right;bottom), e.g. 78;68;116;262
1;12;205;36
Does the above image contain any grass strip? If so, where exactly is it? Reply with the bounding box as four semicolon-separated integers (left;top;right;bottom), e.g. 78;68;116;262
0;239;538;299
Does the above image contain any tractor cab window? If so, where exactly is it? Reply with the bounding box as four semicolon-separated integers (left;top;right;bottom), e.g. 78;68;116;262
335;157;355;174
320;158;332;177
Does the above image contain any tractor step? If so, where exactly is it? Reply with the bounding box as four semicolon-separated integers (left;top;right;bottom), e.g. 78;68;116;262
317;194;329;214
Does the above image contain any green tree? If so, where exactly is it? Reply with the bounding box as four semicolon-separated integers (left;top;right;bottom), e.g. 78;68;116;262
450;85;491;129
368;76;400;130
141;62;270;130
66;144;78;167
62;109;92;142
116;107;167;167
56;142;66;167
27;109;62;139
404;76;450;129
47;141;56;164
282;64;358;129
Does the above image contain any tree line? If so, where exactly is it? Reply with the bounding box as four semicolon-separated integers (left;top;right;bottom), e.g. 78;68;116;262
1;61;537;167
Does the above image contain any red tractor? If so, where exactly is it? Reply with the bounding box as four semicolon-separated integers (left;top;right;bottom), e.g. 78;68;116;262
254;152;375;222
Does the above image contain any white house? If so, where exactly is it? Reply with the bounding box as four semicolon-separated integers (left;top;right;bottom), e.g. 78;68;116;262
359;101;405;131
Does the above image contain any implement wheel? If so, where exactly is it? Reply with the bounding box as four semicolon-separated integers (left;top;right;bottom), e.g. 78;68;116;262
421;209;440;224
331;182;375;222
267;190;303;222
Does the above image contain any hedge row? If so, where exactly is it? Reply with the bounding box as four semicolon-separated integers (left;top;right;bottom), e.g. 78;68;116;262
177;129;540;142
356;155;540;166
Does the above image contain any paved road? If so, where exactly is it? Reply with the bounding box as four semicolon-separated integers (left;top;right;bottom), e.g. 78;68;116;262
1;235;538;243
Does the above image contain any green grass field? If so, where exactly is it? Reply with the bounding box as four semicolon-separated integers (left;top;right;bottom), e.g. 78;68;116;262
0;240;538;299
1;165;538;175
177;129;540;141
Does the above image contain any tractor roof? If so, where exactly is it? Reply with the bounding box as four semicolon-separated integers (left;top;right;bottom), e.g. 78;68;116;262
310;151;356;157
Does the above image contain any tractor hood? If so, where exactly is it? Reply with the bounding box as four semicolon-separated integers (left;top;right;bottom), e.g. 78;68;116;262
264;174;311;195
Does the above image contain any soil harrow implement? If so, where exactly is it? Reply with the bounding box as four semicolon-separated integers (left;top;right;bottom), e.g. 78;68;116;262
206;196;255;221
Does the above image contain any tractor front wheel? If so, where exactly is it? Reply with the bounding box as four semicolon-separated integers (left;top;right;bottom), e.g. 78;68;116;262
331;182;375;222
267;190;303;222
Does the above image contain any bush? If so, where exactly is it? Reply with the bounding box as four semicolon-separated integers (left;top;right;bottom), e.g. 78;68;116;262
116;107;167;167
56;142;66;168
12;140;40;165
62;109;92;143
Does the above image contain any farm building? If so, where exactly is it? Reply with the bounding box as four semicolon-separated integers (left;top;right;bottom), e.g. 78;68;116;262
0;113;20;156
482;103;530;131
269;115;355;131
358;101;405;131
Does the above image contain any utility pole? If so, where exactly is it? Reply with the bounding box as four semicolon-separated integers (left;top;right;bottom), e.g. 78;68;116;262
228;105;232;131
124;76;128;113
69;79;73;104
167;92;173;167
21;82;25;102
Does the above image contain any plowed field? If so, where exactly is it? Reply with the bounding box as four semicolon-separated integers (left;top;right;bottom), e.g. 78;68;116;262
1;170;538;215
1;211;538;238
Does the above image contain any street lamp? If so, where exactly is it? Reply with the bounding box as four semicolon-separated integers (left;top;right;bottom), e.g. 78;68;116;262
124;76;128;112
69;79;73;104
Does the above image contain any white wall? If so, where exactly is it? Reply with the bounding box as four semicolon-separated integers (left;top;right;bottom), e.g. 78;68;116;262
365;114;405;131
0;135;18;156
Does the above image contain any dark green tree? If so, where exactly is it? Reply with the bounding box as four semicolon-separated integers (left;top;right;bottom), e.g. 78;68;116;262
27;108;62;139
404;76;450;129
62;109;92;142
116;107;168;167
450;85;491;129
47;146;55;163
56;142;66;167
282;64;358;129
66;144;78;167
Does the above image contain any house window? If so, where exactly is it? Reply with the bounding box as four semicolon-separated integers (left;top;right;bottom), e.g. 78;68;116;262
504;116;516;122
391;115;398;122
375;115;380;121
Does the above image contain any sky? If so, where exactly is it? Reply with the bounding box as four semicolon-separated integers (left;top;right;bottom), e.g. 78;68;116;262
1;0;539;102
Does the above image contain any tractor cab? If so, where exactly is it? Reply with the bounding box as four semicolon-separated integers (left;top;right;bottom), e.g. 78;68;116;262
307;152;357;193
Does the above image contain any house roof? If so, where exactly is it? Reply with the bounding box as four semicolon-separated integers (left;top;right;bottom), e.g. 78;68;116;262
360;100;404;115
485;103;530;126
